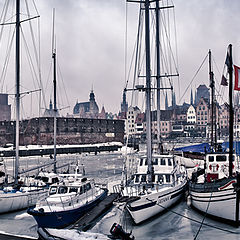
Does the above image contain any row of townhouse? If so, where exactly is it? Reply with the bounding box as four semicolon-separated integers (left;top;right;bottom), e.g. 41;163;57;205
126;97;240;140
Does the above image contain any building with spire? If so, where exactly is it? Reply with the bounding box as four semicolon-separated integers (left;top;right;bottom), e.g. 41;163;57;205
119;90;128;119
195;84;210;106
190;89;193;105
98;106;106;119
43;99;60;117
73;90;99;119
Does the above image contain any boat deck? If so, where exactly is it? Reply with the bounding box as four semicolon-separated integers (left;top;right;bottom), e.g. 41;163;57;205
70;193;119;231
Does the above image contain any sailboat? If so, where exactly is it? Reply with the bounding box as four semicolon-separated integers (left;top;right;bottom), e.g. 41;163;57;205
118;0;188;224
0;0;48;214
189;45;240;225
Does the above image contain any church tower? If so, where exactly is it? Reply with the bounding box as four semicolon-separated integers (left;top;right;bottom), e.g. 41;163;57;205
89;90;99;118
121;90;128;113
190;89;193;105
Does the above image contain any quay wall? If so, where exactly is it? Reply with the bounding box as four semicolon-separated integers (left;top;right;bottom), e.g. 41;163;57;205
0;117;124;146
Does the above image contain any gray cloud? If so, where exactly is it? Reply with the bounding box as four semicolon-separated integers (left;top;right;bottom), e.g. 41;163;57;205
1;0;240;118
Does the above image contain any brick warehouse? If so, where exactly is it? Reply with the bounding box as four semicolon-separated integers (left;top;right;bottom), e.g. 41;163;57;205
0;117;124;146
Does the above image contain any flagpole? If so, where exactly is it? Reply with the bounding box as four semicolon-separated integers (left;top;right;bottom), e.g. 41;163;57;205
228;44;233;177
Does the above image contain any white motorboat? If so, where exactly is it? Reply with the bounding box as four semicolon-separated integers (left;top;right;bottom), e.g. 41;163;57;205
28;177;108;228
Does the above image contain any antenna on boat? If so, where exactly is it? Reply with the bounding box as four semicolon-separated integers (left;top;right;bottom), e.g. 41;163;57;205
52;8;57;174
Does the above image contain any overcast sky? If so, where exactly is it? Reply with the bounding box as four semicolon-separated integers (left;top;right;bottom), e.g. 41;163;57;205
1;0;240;118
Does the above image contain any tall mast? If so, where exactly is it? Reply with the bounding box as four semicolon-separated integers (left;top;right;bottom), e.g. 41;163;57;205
156;0;161;153
15;0;20;185
228;44;233;177
52;9;57;174
144;0;153;182
209;50;216;150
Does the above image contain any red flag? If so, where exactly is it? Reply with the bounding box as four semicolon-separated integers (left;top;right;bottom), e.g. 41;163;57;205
234;65;240;91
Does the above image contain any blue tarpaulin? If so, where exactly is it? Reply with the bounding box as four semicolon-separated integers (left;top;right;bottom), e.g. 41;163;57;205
175;141;240;155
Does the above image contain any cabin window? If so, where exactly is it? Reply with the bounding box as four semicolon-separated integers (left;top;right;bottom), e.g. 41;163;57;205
208;156;214;162
41;176;49;183
83;185;87;193
52;177;59;184
168;159;172;166
58;186;68;194
216;155;227;162
69;187;78;193
86;183;91;191
160;158;166;165
165;175;171;183
135;175;140;183
145;159;148;165
49;186;57;195
79;186;84;194
152;158;158;165
140;158;144;166
157;174;164;183
141;175;146;182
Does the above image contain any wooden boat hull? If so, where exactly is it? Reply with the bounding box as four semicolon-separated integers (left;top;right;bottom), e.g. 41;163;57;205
0;188;48;214
28;189;108;228
189;178;240;225
126;181;187;224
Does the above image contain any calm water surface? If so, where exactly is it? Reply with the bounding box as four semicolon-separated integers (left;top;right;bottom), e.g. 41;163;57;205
0;152;240;239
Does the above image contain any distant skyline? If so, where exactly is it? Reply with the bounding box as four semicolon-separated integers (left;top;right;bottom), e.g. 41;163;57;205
0;0;240;118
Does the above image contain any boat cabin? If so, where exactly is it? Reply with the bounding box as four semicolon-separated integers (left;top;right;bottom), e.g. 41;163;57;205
134;155;176;185
206;152;238;182
48;178;93;196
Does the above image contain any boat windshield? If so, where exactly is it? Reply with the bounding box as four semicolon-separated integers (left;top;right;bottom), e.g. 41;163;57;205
58;186;68;194
49;186;57;195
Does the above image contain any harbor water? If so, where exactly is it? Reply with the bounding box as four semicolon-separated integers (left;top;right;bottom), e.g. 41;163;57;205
0;152;240;239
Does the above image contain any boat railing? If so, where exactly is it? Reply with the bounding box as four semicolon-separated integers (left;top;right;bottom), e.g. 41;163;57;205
42;187;103;210
113;182;177;197
189;177;235;192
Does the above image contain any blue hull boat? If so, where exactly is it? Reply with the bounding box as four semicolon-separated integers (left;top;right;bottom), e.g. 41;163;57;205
27;178;108;228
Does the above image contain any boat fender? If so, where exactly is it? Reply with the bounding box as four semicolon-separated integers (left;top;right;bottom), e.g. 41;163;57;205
39;208;44;213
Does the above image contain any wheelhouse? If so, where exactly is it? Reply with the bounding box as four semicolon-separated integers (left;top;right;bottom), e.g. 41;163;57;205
49;179;93;196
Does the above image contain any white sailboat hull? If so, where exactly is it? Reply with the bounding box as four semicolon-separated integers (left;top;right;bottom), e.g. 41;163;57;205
0;189;48;214
127;181;187;224
190;179;240;224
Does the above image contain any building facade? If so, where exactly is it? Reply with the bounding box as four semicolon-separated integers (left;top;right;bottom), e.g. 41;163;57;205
0;94;11;121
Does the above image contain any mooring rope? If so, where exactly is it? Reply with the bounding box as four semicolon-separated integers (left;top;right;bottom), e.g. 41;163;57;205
146;198;238;235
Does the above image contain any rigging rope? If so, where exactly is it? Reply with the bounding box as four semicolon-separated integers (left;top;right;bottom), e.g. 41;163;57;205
193;188;214;240
178;52;208;104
